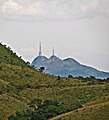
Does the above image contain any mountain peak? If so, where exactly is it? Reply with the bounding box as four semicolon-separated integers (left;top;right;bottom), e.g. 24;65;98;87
32;55;48;62
49;55;59;59
48;55;62;63
31;55;48;69
63;58;80;65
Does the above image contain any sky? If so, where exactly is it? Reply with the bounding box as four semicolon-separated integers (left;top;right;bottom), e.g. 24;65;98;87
0;0;109;72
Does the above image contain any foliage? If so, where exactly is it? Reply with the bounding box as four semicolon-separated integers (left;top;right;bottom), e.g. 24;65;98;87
0;43;27;66
8;99;82;120
39;67;45;73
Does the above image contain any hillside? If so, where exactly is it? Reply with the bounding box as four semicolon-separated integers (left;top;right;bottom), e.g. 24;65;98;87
52;102;109;120
31;55;109;79
0;44;27;66
0;43;109;120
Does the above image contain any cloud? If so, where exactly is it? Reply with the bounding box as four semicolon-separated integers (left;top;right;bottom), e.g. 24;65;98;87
79;0;100;18
1;0;44;16
80;0;99;13
0;0;109;19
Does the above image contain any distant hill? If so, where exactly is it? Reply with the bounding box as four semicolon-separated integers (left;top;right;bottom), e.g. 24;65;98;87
31;55;109;79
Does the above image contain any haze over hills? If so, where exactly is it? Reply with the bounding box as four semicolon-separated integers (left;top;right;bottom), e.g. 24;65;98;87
31;44;109;79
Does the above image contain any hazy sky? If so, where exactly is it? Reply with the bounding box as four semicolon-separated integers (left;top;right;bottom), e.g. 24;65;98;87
0;0;109;72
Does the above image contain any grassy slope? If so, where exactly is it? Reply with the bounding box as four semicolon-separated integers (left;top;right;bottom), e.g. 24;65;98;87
0;43;109;120
55;103;109;120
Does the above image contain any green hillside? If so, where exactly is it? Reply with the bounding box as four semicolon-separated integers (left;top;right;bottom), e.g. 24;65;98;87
54;103;109;120
0;43;27;66
0;43;109;120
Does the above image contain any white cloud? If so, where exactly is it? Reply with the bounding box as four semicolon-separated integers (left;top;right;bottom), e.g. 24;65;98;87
80;0;99;13
79;0;100;18
0;0;109;19
1;0;22;14
1;0;44;16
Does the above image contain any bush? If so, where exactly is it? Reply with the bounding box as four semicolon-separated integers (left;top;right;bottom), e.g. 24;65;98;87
8;99;75;120
105;83;109;90
0;90;2;94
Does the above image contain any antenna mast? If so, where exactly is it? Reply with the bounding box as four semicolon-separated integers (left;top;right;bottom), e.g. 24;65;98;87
39;42;42;56
53;47;55;56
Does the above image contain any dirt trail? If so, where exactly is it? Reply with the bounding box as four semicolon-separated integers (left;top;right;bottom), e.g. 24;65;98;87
49;101;109;120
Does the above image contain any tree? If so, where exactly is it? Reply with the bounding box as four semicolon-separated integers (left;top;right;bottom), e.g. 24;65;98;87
26;61;30;65
57;76;61;80
90;76;95;79
39;67;45;73
68;75;73;78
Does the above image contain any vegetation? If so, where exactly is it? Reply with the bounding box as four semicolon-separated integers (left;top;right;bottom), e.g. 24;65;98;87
8;99;82;120
0;43;27;66
39;67;45;73
0;43;109;120
55;103;109;120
